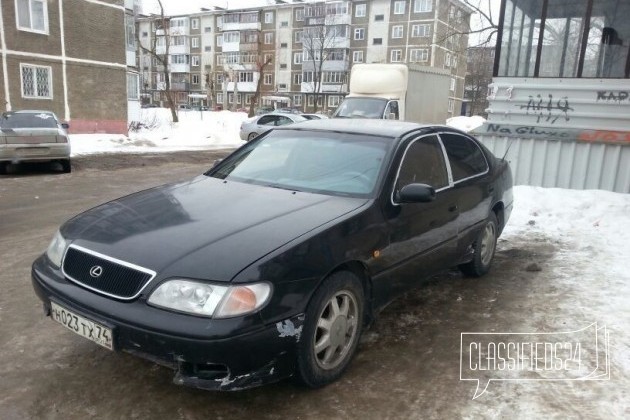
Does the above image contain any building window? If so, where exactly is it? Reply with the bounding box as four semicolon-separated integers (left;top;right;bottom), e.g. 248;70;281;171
278;83;287;91
373;38;383;45
20;63;52;99
394;1;406;15
445;52;451;67
216;34;223;46
328;95;341;108
265;12;273;24
245;94;253;104
392;25;404;39
125;15;135;49
307;95;314;106
294;73;303;85
16;0;48;33
281;21;289;27
264;32;273;44
353;50;364;63
191;18;199;29
238;72;254;82
355;4;366;17
450;77;455;91
264;53;273;64
127;73;139;100
204;26;212;33
294;30;303;43
281;42;288;48
205;46;211;52
391;49;402;62
411;24;430;37
295;8;304;21
217;93;223;104
354;28;365;40
410;48;429;62
452;55;458;69
191;37;199;48
192;56;200;66
414;0;432;13
192;74;200;85
280;64;287;69
303;71;313;83
294;52;303;64
448;99;454;112
264;73;273;85
375;14;384;21
293;94;302;106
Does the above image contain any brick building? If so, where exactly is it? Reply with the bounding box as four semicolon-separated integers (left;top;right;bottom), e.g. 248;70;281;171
0;0;137;134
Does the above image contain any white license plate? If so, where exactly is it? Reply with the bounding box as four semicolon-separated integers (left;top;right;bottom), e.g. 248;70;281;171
50;302;113;350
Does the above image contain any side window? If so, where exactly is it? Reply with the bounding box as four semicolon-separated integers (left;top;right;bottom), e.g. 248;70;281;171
276;116;292;126
439;133;488;181
257;115;277;126
384;101;399;120
396;135;449;191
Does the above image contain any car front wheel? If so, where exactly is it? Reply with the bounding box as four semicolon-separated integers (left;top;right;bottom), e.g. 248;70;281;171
297;271;364;388
459;213;498;277
247;132;258;141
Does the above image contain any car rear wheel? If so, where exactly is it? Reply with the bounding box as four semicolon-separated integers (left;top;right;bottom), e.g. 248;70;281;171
61;159;71;173
297;271;364;388
0;162;7;175
247;132;258;141
459;213;498;277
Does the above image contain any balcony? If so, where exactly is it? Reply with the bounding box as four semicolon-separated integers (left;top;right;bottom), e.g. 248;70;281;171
171;82;190;91
222;41;240;53
325;14;351;26
222;22;261;32
170;63;190;73
170;44;190;55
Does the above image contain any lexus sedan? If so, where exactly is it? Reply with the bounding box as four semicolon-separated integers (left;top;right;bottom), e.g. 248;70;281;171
0;110;71;174
239;112;307;141
32;119;513;391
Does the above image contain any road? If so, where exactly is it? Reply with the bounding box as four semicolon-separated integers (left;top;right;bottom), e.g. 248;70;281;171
0;152;625;419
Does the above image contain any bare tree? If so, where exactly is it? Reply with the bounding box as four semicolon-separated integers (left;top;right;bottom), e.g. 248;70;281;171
465;47;494;116
301;20;343;112
248;40;273;117
136;0;178;122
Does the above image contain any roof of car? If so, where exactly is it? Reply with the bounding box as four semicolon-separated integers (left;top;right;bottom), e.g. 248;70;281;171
259;112;307;119
276;118;449;138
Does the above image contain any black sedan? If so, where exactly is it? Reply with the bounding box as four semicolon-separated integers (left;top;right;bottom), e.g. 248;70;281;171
32;119;513;390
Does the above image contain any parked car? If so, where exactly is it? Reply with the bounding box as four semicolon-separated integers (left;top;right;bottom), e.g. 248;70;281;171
239;112;307;141
141;103;159;109
0;110;71;174
275;107;302;114
255;106;275;115
31;119;513;391
178;104;192;110
301;113;330;120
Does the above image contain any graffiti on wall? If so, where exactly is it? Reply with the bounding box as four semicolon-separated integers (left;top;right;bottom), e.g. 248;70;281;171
518;94;574;124
476;123;630;145
596;91;629;103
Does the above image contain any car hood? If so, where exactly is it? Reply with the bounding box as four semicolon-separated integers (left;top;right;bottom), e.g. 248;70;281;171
62;176;369;282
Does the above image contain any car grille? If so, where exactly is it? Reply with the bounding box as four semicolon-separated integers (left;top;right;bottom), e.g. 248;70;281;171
62;245;156;300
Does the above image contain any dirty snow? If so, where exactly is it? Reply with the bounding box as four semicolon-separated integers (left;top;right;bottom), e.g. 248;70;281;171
446;115;486;132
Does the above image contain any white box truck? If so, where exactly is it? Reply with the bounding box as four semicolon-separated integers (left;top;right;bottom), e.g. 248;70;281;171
332;63;451;123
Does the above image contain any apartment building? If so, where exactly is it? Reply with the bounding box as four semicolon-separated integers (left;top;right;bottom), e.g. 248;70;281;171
0;0;136;134
137;0;471;116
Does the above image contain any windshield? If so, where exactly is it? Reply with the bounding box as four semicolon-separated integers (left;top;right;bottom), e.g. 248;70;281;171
333;98;387;119
208;130;393;197
0;112;58;129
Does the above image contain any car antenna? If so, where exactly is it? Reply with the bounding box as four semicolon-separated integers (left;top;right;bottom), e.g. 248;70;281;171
501;137;515;161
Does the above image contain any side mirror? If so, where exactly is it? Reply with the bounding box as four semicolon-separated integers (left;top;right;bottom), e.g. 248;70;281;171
398;183;436;203
61;123;70;129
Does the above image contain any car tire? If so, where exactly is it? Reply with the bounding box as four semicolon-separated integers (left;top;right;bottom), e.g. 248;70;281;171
296;271;364;388
61;159;71;173
0;162;7;175
247;132;258;141
459;212;499;277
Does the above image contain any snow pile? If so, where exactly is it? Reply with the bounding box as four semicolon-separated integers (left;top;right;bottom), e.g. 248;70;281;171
70;109;247;156
446;115;486;132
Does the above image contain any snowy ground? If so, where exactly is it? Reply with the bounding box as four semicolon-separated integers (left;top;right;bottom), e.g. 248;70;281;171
70;109;247;156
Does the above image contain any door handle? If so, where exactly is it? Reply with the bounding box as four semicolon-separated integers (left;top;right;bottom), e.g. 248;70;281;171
448;205;458;212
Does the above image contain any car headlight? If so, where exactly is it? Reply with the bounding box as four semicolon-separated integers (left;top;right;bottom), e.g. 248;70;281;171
46;230;68;268
147;279;271;318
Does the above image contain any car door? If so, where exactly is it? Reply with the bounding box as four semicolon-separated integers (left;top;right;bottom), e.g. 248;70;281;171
437;132;492;257
373;134;459;301
256;115;279;129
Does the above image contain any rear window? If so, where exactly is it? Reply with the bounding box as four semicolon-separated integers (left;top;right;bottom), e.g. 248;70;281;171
0;113;58;129
439;133;488;181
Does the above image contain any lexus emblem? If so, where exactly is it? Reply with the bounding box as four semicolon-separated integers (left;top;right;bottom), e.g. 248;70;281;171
89;265;103;278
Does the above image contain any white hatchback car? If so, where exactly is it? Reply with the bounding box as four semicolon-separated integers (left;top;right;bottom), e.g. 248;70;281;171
239;112;307;141
0;110;71;174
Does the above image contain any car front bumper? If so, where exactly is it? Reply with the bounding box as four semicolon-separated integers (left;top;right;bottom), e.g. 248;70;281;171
31;255;304;391
0;143;71;163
